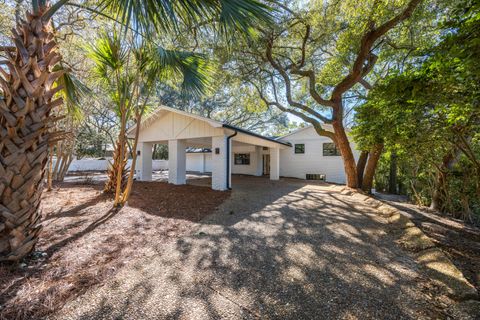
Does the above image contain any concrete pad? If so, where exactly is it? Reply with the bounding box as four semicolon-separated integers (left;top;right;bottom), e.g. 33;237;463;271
416;248;478;301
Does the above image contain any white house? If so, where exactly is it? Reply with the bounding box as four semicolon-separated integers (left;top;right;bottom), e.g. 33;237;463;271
127;106;360;191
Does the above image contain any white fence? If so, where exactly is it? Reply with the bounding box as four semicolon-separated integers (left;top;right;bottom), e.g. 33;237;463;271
65;159;168;172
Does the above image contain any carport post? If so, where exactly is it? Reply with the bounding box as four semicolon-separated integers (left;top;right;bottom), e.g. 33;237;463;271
211;135;229;191
136;142;153;181
168;139;186;185
270;147;280;180
254;146;263;176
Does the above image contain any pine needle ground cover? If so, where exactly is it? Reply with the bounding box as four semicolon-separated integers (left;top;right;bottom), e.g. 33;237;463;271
0;180;229;319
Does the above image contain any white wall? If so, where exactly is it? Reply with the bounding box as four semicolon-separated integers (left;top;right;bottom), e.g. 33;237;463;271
186;153;204;172
278;126;360;184
66;159;168;172
204;154;213;172
231;145;258;175
67;125;359;185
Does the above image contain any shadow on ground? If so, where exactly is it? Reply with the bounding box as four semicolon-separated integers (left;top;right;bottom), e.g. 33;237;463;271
0;179;228;320
375;194;480;295
55;176;458;320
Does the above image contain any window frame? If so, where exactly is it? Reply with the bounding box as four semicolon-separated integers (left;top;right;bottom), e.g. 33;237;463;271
294;143;305;154
234;153;251;165
322;142;341;156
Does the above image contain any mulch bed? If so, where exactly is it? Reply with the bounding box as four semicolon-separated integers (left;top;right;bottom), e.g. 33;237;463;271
0;180;229;320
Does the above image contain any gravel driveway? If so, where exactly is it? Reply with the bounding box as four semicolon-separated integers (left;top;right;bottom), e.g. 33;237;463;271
53;176;447;320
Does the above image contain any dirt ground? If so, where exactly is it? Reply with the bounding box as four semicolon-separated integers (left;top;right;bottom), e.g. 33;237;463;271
1;177;479;320
376;194;480;294
53;176;478;320
0;180;229;320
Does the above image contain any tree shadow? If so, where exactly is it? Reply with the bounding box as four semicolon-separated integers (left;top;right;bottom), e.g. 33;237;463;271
44;207;121;255
59;177;452;319
376;199;480;293
43;190;109;222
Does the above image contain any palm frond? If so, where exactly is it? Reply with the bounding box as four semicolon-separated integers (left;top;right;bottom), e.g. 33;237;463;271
98;0;273;36
53;65;90;122
87;31;127;78
146;46;213;97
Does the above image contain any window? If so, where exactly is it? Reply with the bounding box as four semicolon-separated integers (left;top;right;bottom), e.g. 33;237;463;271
323;143;341;156
294;144;305;154
234;153;250;165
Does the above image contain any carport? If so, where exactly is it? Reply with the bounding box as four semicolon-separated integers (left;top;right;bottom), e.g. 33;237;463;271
126;106;291;190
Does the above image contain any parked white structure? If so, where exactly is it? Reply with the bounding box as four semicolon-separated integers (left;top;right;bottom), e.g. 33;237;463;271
127;106;360;190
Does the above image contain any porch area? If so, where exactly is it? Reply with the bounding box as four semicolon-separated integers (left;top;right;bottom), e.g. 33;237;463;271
129;106;290;190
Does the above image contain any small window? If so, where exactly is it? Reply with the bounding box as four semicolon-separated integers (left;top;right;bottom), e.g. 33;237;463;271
323;143;341;156
294;144;305;154
234;153;250;165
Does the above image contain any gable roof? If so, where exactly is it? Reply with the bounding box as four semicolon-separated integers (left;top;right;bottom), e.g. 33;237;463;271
127;105;290;147
127;105;222;136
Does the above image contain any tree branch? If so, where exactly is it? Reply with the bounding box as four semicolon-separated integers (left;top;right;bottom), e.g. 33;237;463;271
265;36;332;123
331;0;423;100
251;80;335;140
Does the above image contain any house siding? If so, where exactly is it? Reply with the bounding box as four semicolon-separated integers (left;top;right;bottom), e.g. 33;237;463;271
231;146;258;175
185;126;359;184
278;126;360;184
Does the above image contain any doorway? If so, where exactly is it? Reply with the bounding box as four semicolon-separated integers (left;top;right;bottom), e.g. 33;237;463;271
262;154;270;175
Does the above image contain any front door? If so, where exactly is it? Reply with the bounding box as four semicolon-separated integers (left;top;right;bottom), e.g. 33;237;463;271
262;154;270;175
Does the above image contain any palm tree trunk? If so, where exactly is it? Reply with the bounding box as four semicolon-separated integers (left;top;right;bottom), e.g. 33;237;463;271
0;6;65;261
113;110;127;206
52;141;62;180
47;146;54;191
121;112;142;204
104;139;128;193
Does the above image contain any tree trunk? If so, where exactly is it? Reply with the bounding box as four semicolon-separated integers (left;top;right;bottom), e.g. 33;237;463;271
362;144;384;193
104;139;128;194
0;6;65;261
356;151;369;189
122;113;142;204
430;170;447;211
113;110;127;206
52;141;62;180
47;146;54;191
388;152;398;194
332;120;358;188
430;148;461;212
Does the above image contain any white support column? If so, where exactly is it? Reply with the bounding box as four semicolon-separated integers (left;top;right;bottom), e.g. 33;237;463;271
211;135;228;191
199;152;206;173
136;142;153;181
254;146;263;176
168;139;186;185
270;147;280;180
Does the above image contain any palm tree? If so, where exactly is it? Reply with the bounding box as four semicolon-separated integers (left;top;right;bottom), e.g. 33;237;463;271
89;33;211;206
0;0;272;261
